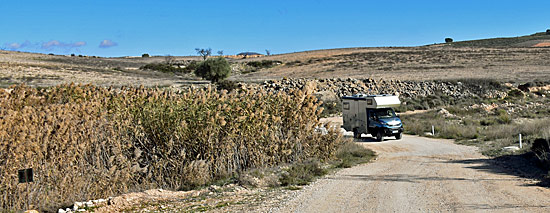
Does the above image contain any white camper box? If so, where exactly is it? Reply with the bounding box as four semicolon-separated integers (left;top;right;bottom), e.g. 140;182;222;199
342;94;402;139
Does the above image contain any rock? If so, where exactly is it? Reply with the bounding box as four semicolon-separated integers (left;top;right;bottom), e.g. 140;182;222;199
209;185;221;191
503;146;520;152
57;209;66;213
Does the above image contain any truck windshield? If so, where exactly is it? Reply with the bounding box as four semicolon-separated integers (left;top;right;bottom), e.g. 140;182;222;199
374;108;396;118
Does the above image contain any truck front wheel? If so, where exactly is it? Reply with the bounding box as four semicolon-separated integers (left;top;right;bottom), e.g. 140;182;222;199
376;130;383;142
395;132;402;140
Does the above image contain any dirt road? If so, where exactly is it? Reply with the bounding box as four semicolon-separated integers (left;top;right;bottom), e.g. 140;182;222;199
279;134;550;212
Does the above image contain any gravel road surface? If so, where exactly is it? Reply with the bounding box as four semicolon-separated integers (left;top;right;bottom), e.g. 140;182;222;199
279;134;550;212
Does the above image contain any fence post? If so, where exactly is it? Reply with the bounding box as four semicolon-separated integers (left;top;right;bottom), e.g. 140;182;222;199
519;133;522;149
432;125;435;136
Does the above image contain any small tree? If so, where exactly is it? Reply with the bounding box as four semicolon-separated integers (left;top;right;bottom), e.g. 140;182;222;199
194;57;231;83
195;48;212;60
265;49;271;56
165;55;175;65
142;53;150;57
546;29;550;35
217;50;224;56
445;38;453;43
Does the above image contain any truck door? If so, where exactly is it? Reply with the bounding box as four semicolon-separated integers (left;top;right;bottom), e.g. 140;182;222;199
367;109;376;128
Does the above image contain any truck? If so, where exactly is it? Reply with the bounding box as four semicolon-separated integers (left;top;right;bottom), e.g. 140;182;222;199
342;94;404;141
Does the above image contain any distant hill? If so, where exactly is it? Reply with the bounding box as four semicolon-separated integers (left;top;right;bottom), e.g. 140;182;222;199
447;32;550;47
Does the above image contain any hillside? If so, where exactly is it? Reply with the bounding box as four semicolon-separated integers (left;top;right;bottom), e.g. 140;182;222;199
2;33;550;88
447;32;550;47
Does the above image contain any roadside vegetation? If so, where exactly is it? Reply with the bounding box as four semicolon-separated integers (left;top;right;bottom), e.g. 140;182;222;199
0;84;355;211
238;140;375;189
397;83;550;184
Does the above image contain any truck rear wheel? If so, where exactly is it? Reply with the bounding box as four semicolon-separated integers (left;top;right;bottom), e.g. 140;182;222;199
353;129;361;139
376;130;383;142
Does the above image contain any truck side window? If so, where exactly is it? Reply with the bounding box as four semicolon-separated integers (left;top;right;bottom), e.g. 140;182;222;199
368;110;375;119
343;102;350;110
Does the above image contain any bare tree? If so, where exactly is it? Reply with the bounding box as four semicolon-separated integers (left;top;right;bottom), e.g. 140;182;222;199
165;55;175;65
195;48;212;60
217;50;224;56
265;49;271;56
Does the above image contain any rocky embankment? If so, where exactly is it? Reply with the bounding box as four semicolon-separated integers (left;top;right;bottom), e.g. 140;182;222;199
260;78;509;100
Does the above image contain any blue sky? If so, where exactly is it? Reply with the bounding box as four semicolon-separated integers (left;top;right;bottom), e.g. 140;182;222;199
1;0;549;57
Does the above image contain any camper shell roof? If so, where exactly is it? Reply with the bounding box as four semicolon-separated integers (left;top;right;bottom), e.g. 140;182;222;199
342;94;401;109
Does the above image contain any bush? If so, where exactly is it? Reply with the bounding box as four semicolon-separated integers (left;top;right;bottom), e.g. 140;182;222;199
216;80;240;92
335;141;375;168
320;99;342;117
140;63;186;73
246;60;282;69
280;159;327;186
546;29;550;35
445;38;454;43
532;138;550;170
194;57;231;83
142;53;150;57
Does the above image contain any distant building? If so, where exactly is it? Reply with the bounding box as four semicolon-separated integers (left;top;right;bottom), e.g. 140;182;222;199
223;52;264;59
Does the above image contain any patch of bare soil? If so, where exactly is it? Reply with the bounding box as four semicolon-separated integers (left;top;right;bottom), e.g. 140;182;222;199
87;184;296;212
534;42;550;47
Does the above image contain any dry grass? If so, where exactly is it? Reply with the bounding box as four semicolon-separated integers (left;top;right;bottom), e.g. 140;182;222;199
0;84;343;211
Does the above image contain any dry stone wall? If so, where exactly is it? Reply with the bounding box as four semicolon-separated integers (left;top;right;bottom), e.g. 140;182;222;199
259;78;508;100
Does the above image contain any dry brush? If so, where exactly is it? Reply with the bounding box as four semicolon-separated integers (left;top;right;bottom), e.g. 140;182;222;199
0;83;342;211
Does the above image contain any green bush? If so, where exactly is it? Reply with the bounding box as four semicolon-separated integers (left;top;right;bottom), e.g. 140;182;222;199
140;63;186;73
194;57;231;83
335;141;375;168
280;159;327;186
320;100;342;117
142;53;150;57
445;38;453;43
246;60;282;69
216;80;239;92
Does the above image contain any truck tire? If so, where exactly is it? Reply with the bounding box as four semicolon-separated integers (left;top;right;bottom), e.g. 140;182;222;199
395;132;402;140
353;129;361;139
376;130;383;142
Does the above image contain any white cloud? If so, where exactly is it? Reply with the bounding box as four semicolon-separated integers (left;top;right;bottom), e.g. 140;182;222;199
99;39;117;48
41;40;87;50
4;41;32;50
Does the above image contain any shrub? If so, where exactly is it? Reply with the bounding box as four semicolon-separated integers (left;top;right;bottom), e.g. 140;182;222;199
445;38;454;43
532;138;550;170
335;141;375;168
280;159;327;186
547;29;550;35
216;80;240;92
320;99;342;117
507;89;524;98
246;60;282;69
194;57;231;83
140;63;185;73
142;53;150;57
